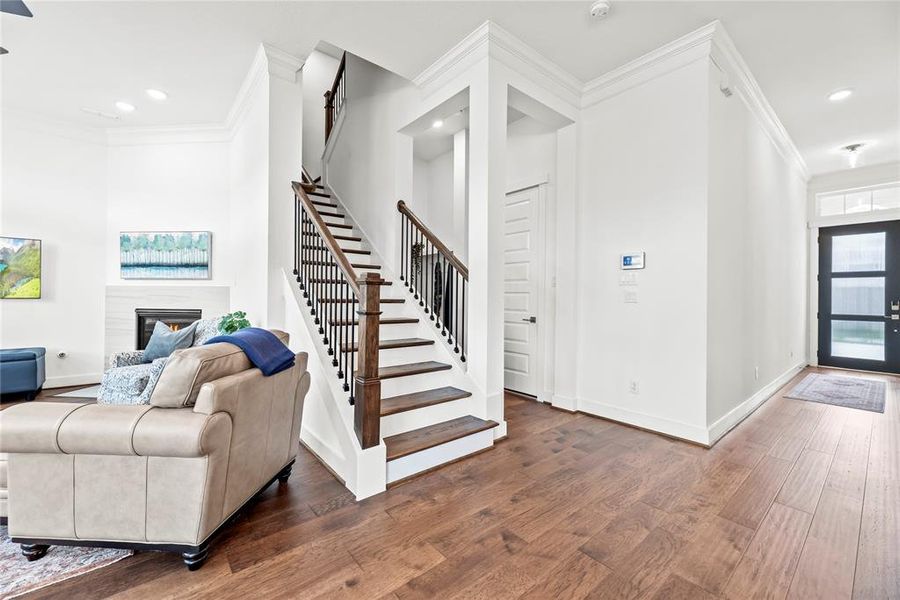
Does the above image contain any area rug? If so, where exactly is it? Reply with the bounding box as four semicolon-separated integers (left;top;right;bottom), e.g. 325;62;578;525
785;373;886;413
0;525;132;598
52;384;101;399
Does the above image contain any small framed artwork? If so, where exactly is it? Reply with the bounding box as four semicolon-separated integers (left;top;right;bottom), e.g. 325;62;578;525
120;231;211;280
0;236;42;299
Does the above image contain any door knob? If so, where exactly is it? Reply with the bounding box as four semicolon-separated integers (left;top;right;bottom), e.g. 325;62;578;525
522;316;537;323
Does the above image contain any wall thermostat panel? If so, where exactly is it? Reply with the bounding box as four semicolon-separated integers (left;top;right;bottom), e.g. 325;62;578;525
620;252;645;270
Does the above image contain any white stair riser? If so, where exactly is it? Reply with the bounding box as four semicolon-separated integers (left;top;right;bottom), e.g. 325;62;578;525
379;370;454;397
380;397;472;437
386;429;494;484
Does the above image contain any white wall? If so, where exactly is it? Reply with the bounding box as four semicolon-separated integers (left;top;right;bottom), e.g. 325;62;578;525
301;51;340;180
1;113;108;386
575;59;711;441
706;61;807;434
228;72;270;327
107;141;231;285
506;117;557;188
325;54;416;265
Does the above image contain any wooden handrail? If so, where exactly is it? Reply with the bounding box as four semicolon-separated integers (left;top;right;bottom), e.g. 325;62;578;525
293;181;359;295
329;52;346;100
324;52;346;141
397;200;468;279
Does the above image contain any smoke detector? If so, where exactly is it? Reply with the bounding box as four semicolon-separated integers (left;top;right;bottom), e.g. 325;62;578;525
590;1;611;19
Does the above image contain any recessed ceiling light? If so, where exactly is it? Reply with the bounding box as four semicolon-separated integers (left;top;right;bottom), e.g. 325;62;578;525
115;101;136;113
828;88;853;102
431;119;444;129
145;88;168;101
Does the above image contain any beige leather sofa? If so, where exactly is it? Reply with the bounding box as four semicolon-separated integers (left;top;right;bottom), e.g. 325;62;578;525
0;331;309;570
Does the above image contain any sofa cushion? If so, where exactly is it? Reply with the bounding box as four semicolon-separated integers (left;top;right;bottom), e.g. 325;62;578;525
143;320;197;362
58;404;154;455
0;402;90;453
150;330;289;409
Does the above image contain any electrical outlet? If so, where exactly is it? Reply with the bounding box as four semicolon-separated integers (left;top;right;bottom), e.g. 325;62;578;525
754;366;759;381
628;380;639;394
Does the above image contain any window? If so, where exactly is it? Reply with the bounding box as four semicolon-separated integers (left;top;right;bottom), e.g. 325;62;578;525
816;183;900;217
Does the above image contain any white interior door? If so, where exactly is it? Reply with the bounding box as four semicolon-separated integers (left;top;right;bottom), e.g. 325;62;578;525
504;186;541;396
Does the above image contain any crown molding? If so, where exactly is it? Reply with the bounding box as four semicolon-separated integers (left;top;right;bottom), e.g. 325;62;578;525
107;43;303;146
413;20;582;108
262;42;305;82
581;21;718;108
709;24;810;182
413;21;492;89
486;22;583;107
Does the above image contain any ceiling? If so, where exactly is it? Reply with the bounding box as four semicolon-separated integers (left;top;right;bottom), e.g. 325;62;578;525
2;1;897;174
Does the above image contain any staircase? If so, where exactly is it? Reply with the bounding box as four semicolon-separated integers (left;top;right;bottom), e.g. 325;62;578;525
292;175;497;486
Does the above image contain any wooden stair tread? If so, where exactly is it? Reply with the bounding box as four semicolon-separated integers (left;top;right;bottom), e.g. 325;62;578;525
334;234;361;242
317;211;345;219
312;200;337;208
318;298;404;304
381;386;472;416
343;337;434;353
325;222;353;229
384;416;498;461
309;190;331;198
332;317;418;326
301;245;369;255
306;261;381;269
309;278;392;285
378;361;451;380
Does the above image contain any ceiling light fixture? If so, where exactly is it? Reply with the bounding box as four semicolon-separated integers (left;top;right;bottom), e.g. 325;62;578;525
842;143;865;168
115;101;136;113
431;119;444;129
145;88;168;101
828;88;853;102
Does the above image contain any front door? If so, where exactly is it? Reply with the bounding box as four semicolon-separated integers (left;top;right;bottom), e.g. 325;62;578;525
503;186;541;396
818;219;900;373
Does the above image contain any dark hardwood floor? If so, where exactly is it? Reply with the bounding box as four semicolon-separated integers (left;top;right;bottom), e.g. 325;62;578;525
10;366;899;599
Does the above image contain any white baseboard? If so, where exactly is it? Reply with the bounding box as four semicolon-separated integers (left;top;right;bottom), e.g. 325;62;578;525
578;398;710;445
551;393;577;412
44;373;102;389
706;361;806;445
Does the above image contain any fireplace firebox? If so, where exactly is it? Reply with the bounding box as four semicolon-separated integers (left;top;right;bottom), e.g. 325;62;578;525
135;308;202;349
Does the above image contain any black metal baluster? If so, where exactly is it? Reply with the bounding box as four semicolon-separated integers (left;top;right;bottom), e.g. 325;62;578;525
293;195;298;277
348;295;356;402
453;271;459;353
461;280;466;362
439;253;446;335
303;211;310;302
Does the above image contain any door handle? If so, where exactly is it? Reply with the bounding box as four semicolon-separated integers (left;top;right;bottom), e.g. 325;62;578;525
522;316;537;323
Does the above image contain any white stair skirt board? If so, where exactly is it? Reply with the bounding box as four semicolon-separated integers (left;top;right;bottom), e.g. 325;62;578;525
386;429;495;484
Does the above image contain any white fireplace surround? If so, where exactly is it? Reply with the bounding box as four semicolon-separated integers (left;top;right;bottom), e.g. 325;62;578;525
104;285;230;361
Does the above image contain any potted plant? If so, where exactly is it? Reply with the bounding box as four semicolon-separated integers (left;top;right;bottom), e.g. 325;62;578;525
218;311;251;334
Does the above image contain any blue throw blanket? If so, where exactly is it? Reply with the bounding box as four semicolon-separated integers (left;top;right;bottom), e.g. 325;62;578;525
205;328;295;376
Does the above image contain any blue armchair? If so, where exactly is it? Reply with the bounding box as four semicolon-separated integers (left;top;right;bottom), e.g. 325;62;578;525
0;347;46;399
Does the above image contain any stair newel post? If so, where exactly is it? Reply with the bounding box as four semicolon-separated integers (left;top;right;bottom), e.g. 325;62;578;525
354;271;382;449
324;90;334;141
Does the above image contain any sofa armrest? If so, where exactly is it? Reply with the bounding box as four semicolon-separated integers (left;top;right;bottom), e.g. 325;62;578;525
109;350;146;368
0;402;231;459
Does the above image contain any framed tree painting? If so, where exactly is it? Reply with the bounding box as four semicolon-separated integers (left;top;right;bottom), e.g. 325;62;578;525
120;231;211;280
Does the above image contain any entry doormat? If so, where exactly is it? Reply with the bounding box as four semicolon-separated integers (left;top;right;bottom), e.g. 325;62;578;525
785;373;886;413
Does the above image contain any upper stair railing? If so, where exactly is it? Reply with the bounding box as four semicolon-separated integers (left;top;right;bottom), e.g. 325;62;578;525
293;181;382;449
397;200;468;362
323;52;346;143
